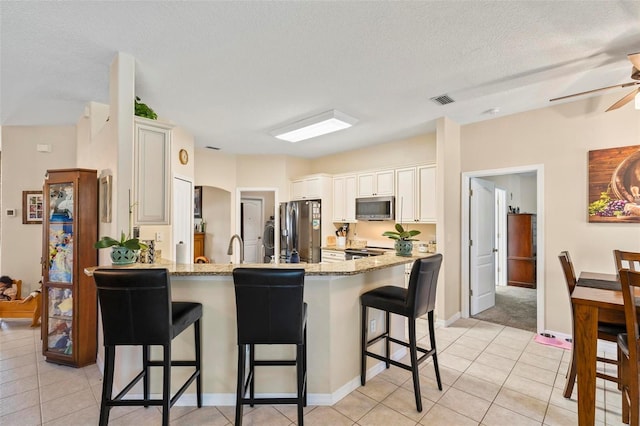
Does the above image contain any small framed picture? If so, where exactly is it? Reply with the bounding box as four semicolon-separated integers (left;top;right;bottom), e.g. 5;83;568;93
99;174;112;223
194;186;202;219
23;190;44;224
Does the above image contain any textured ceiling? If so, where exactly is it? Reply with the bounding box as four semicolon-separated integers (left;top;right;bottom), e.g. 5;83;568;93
1;1;639;158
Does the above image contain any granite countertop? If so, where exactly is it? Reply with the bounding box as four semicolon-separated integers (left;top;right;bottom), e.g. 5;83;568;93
85;252;434;277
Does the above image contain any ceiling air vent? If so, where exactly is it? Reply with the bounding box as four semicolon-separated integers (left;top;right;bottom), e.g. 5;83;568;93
430;94;455;105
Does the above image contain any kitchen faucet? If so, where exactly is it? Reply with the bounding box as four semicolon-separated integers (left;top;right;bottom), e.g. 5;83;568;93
227;234;245;264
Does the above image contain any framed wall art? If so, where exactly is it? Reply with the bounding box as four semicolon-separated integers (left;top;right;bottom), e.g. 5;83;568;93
589;144;640;222
194;186;202;219
99;174;112;223
23;190;44;224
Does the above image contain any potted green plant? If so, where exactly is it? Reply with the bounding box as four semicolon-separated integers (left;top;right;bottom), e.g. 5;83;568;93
383;223;421;257
94;231;148;265
134;96;157;120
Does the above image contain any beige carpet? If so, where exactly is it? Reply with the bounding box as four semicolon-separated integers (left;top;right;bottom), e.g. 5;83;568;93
471;285;537;332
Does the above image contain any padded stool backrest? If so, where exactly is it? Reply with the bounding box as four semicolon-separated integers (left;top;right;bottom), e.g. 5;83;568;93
407;254;443;318
233;268;305;345
93;268;172;346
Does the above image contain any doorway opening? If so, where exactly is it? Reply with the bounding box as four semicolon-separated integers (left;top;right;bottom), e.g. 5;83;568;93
462;165;544;333
236;188;278;264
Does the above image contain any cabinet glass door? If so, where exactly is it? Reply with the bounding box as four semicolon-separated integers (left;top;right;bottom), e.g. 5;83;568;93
48;182;74;283
45;181;75;358
46;286;73;355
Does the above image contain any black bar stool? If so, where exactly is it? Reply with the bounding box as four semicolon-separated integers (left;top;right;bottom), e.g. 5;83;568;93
233;268;307;426
92;268;202;426
360;254;443;412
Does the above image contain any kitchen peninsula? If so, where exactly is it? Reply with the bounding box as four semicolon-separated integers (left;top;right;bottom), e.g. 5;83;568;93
86;253;435;406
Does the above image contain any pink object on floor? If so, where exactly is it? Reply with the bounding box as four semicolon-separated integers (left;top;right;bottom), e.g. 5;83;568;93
534;334;572;350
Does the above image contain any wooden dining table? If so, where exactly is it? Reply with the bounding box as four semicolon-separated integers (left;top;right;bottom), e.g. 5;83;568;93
572;271;634;425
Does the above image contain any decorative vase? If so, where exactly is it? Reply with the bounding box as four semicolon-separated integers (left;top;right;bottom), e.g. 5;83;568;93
394;240;413;257
110;247;138;265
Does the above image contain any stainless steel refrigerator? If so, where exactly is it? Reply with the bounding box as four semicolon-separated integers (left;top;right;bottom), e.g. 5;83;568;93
280;200;321;263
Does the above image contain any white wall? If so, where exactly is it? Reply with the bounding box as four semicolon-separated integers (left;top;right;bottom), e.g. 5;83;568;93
460;92;640;333
1;126;76;292
483;173;537;214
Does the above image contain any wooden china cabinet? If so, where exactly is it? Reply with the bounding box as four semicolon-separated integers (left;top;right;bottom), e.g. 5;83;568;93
41;169;98;367
507;213;537;289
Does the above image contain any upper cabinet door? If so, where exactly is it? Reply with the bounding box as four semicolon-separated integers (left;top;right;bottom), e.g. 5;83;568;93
418;165;436;223
332;174;357;222
290;175;331;200
135;119;172;224
395;167;417;222
357;170;394;197
375;170;395;196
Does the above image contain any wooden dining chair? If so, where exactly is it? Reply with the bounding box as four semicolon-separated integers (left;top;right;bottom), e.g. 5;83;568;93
614;250;640;275
559;251;621;398
619;269;640;425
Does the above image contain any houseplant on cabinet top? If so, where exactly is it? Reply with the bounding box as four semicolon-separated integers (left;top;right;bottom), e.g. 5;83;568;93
383;223;421;257
94;231;148;265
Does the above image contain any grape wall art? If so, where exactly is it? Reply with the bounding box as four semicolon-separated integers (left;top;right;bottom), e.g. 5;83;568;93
589;144;640;222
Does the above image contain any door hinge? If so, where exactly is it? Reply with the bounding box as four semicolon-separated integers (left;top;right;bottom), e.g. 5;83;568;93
469;239;473;246
470;289;473;296
470;189;473;196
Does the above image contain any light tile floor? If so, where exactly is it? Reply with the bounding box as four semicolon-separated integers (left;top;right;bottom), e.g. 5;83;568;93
0;317;624;425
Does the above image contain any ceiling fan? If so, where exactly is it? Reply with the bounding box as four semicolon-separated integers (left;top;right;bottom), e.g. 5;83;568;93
550;53;640;111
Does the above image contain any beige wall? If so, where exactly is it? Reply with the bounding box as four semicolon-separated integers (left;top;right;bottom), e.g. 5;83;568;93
311;133;436;175
437;117;461;323
1;126;77;292
461;92;640;333
203;186;231;263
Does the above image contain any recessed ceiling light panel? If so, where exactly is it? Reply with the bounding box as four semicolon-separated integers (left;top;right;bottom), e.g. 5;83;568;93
270;110;358;143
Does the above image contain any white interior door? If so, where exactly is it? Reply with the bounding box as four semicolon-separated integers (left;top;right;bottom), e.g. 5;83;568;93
470;177;496;315
173;177;193;262
241;198;263;263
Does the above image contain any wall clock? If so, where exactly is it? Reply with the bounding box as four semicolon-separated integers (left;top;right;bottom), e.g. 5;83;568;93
179;149;189;165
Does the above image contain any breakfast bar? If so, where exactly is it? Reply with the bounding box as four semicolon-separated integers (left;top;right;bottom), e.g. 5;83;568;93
87;253;433;406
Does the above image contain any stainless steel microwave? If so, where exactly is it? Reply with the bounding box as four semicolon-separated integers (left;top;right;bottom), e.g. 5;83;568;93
355;196;395;221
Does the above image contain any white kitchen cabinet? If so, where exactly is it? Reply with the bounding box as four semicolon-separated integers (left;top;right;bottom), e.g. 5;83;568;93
395;164;436;223
332;174;357;222
418;165;437;222
290;174;331;200
357;169;394;197
321;249;346;263
134;118;172;224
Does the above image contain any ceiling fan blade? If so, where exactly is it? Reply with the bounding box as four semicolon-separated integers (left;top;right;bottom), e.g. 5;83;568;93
605;88;639;112
629;52;640;70
550;82;640;102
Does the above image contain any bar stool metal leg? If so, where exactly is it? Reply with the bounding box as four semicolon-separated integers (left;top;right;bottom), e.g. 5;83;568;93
162;344;171;426
361;304;368;386
195;319;202;407
143;345;150;407
249;344;255;407
297;343;305;425
99;346;115;426
235;344;246;425
428;311;442;390
408;317;422;411
385;311;391;368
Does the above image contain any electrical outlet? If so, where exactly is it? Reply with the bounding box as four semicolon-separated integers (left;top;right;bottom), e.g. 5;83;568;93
369;319;376;333
155;232;163;242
